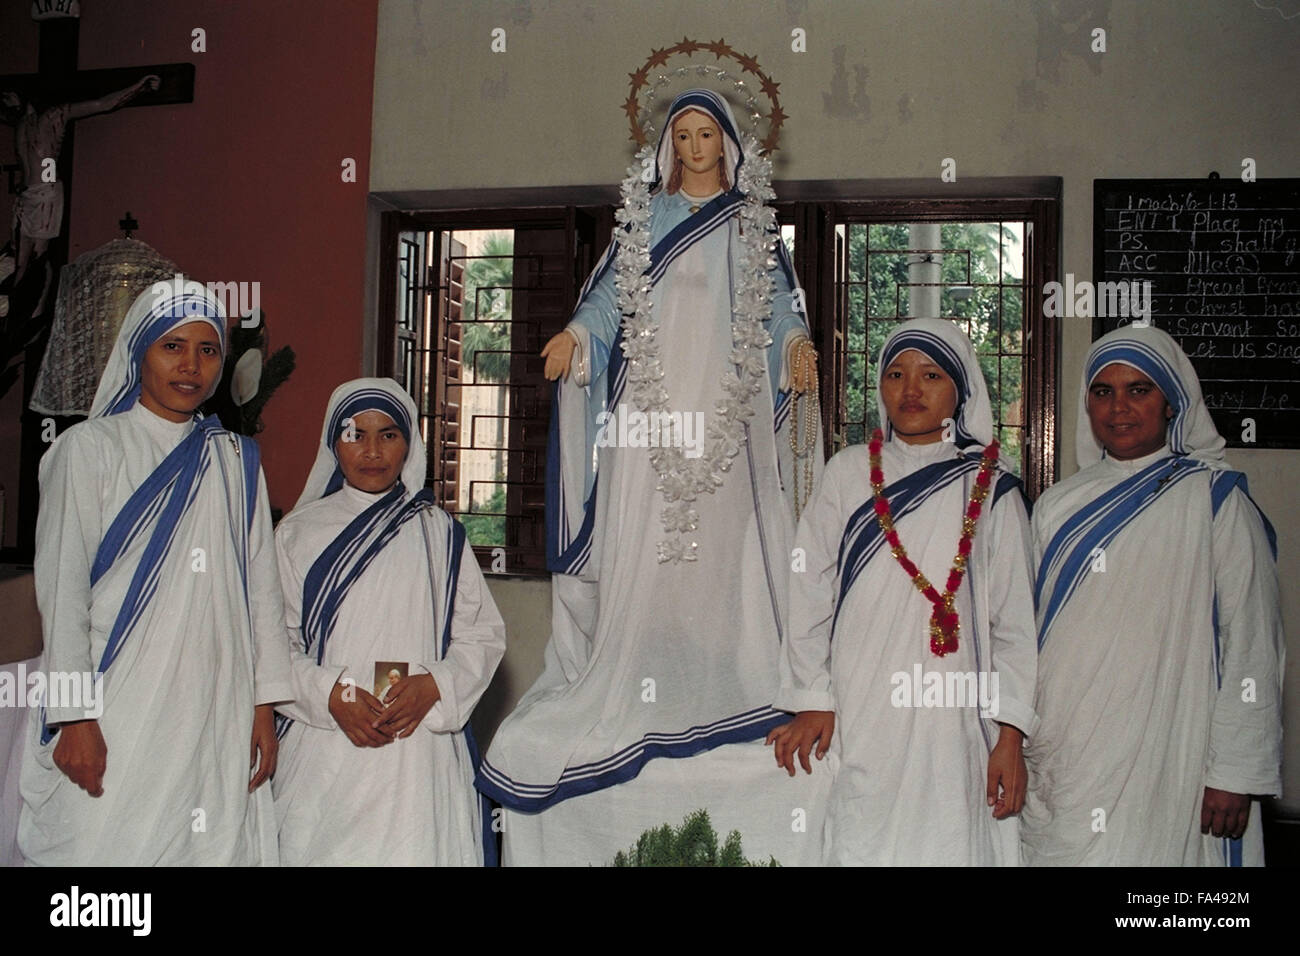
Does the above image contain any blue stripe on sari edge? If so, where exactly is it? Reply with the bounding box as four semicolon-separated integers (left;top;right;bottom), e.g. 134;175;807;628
546;474;597;574
1212;593;1221;689
98;481;173;583
303;504;390;651
90;426;211;584
1034;456;1178;601
544;376;565;560
300;486;405;652
312;501;424;659
239;434;260;531
434;513;498;866
438;517;497;865
308;489;439;663
773;390;791;431
46;429;218;742
306;504;395;655
474;708;788;812
98;438;213;673
1039;463;1206;643
647;196;743;283
441;516;465;657
1037;462;1207;648
1211;470;1277;557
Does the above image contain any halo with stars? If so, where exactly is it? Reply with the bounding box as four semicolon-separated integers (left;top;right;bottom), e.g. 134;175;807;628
624;38;786;155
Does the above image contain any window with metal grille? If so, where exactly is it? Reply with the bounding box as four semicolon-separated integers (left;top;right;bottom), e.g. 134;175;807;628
778;194;1060;498
378;208;611;574
378;187;1059;576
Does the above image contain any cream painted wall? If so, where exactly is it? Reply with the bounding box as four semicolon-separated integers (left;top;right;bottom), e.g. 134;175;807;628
374;0;1300;811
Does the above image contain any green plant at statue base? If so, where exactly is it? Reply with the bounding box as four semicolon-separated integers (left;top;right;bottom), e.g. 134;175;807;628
610;809;779;867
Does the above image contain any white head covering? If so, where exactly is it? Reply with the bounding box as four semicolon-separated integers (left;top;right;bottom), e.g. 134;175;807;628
294;377;426;510
876;318;995;452
1077;324;1226;469
652;89;744;191
88;276;227;419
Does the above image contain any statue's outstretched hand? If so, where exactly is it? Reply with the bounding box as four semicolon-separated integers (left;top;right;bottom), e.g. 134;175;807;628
790;337;818;394
542;330;577;381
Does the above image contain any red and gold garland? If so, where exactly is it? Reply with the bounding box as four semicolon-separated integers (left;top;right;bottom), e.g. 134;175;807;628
868;428;999;657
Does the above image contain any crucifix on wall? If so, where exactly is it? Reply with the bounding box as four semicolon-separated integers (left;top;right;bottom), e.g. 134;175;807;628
0;6;196;559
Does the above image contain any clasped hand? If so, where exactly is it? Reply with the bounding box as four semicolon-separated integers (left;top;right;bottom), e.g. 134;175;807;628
329;674;441;748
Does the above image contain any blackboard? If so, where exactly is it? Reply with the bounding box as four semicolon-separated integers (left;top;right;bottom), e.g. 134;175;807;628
1094;178;1300;449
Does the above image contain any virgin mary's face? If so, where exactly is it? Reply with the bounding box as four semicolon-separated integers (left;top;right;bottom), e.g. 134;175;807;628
671;110;724;176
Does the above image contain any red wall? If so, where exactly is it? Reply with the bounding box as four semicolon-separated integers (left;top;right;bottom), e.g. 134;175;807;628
1;0;377;538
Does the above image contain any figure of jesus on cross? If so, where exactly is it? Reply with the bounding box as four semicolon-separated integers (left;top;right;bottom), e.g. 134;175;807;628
2;74;157;305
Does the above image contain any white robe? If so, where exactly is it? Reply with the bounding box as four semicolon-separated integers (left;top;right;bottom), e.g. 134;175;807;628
482;191;831;865
19;403;292;866
777;439;1038;865
273;484;506;866
1022;445;1284;866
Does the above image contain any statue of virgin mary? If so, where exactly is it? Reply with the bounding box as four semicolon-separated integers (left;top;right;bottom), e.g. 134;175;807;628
478;88;828;865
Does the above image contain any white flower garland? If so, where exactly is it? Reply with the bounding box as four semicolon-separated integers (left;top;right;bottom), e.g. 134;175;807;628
613;135;779;563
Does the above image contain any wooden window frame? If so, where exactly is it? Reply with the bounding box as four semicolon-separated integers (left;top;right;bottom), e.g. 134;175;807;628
374;179;1060;577
776;185;1061;499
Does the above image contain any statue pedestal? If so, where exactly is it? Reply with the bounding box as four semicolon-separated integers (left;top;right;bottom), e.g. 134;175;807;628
501;740;835;866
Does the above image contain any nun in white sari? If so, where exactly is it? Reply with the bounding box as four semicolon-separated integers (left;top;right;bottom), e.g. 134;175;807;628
272;378;506;866
19;278;291;866
774;319;1038;865
1022;324;1283;866
478;89;826;865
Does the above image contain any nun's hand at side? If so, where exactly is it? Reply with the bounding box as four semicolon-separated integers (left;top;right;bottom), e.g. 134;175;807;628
1201;787;1250;840
248;703;277;792
987;725;1026;819
53;719;108;797
766;710;834;777
542;331;577;381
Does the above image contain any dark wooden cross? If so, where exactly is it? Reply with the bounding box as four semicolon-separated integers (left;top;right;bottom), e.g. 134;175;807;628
0;13;194;560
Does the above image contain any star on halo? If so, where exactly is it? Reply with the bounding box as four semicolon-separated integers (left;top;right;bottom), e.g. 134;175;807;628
705;38;733;60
